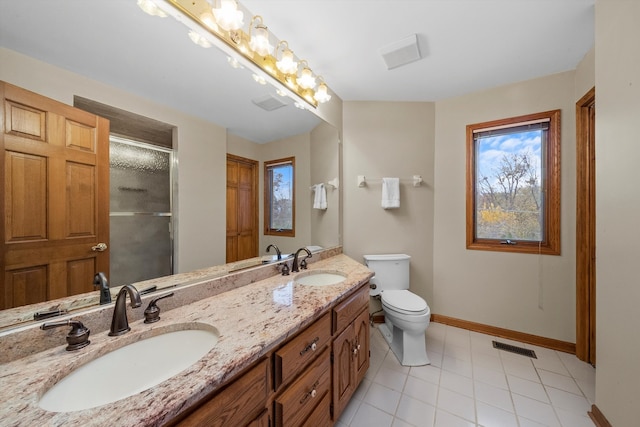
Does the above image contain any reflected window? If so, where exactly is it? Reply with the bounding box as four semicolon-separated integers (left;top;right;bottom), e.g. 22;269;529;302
264;157;295;237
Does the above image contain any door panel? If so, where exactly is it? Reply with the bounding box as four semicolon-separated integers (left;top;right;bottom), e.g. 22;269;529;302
1;82;109;309
354;309;370;384
5;151;47;242
332;323;355;419
226;154;258;263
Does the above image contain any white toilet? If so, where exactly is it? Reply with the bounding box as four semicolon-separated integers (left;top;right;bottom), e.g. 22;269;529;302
364;254;430;366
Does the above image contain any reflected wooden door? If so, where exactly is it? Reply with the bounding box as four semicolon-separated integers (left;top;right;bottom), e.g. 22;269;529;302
1;82;109;309
226;154;258;263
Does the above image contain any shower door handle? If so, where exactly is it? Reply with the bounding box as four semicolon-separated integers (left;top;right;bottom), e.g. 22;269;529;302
91;243;108;252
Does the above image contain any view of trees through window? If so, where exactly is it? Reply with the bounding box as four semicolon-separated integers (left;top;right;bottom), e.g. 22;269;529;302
467;110;560;254
265;158;294;236
475;129;544;241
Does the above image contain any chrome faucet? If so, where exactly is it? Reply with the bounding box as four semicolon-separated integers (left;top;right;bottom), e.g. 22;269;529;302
109;285;142;336
291;247;312;272
266;244;282;260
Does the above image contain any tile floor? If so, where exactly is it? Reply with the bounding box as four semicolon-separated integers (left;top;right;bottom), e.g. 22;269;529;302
336;322;596;427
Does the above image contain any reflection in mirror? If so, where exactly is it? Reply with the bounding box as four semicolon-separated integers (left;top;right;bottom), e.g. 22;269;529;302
0;2;341;331
109;137;175;287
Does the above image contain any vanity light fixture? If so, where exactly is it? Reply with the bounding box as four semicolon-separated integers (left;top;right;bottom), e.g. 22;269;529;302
252;73;267;85
151;0;332;106
188;30;212;48
199;10;217;30
297;60;316;90
275;41;298;75
212;0;244;31
314;77;331;103
248;16;273;57
137;0;168;17
227;55;243;69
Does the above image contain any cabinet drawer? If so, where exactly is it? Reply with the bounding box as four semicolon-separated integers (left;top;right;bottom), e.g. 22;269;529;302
177;358;269;427
275;312;331;388
301;390;331;427
275;347;331;427
333;284;369;334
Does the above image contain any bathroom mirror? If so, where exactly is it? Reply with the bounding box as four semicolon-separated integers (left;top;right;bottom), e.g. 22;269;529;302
0;1;341;329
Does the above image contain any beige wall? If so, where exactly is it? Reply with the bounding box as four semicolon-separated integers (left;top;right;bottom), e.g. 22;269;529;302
255;133;312;255
228;123;341;257
0;48;227;273
310;122;341;249
343;102;436;306
433;71;577;342
575;46;595;99
594;0;640;424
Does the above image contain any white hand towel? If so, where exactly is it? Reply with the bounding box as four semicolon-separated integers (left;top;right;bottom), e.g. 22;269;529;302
313;183;327;210
381;177;400;209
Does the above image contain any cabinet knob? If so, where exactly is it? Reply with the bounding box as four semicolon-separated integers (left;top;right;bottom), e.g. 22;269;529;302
311;388;317;398
311;342;317;352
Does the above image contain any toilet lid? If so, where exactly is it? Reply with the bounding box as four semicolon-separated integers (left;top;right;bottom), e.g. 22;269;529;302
381;290;428;312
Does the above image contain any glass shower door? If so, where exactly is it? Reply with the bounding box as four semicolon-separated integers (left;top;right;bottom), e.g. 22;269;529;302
109;137;174;287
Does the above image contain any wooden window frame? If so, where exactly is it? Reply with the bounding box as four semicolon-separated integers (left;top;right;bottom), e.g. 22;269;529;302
264;157;296;237
466;110;561;255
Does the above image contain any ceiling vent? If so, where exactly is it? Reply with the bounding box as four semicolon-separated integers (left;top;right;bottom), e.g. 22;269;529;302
252;93;289;111
379;34;422;70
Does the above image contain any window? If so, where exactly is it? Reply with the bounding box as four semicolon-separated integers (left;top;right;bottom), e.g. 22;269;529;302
264;157;295;237
466;110;560;255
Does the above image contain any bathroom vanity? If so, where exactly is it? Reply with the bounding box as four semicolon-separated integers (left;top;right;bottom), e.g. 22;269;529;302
0;251;373;426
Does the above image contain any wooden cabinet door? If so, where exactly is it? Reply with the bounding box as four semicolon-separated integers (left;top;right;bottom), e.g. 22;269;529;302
226;154;258;263
332;323;355;420
354;308;370;385
1;82;109;309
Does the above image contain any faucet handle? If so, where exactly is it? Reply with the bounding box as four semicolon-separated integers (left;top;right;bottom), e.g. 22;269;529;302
144;292;174;324
280;262;290;276
41;319;91;351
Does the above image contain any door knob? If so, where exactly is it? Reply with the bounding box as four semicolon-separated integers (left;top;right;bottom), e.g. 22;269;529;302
91;243;108;252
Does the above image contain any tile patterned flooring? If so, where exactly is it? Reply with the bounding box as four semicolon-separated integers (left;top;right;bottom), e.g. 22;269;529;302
336;322;596;427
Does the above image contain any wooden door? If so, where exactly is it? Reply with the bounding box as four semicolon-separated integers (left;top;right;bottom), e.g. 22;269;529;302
226;154;258;263
1;82;109;309
332;323;355;420
576;87;596;365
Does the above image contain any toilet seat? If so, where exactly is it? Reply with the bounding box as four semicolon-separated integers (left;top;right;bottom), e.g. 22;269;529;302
381;290;429;315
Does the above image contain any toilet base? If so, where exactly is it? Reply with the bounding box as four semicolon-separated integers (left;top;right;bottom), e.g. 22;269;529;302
378;322;430;367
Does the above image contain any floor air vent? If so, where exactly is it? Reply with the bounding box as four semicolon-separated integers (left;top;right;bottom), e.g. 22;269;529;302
492;341;537;358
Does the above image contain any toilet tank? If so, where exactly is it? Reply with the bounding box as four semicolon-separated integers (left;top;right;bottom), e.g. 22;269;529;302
363;254;410;295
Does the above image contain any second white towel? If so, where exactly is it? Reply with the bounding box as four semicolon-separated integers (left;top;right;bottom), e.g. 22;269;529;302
381;177;400;209
313;183;327;210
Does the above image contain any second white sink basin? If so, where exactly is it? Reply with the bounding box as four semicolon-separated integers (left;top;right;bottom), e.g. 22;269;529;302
295;271;347;286
39;325;219;412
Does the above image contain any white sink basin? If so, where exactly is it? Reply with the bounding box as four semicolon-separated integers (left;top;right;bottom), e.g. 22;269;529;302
39;326;219;412
295;271;347;286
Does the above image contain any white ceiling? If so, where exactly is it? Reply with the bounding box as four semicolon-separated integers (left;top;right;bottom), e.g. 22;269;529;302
0;0;595;143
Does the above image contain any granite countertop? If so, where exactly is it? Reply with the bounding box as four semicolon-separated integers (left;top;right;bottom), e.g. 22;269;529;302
0;254;373;427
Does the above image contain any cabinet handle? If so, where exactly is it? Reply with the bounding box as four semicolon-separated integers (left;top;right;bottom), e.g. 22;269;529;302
299;380;320;404
299;337;320;356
